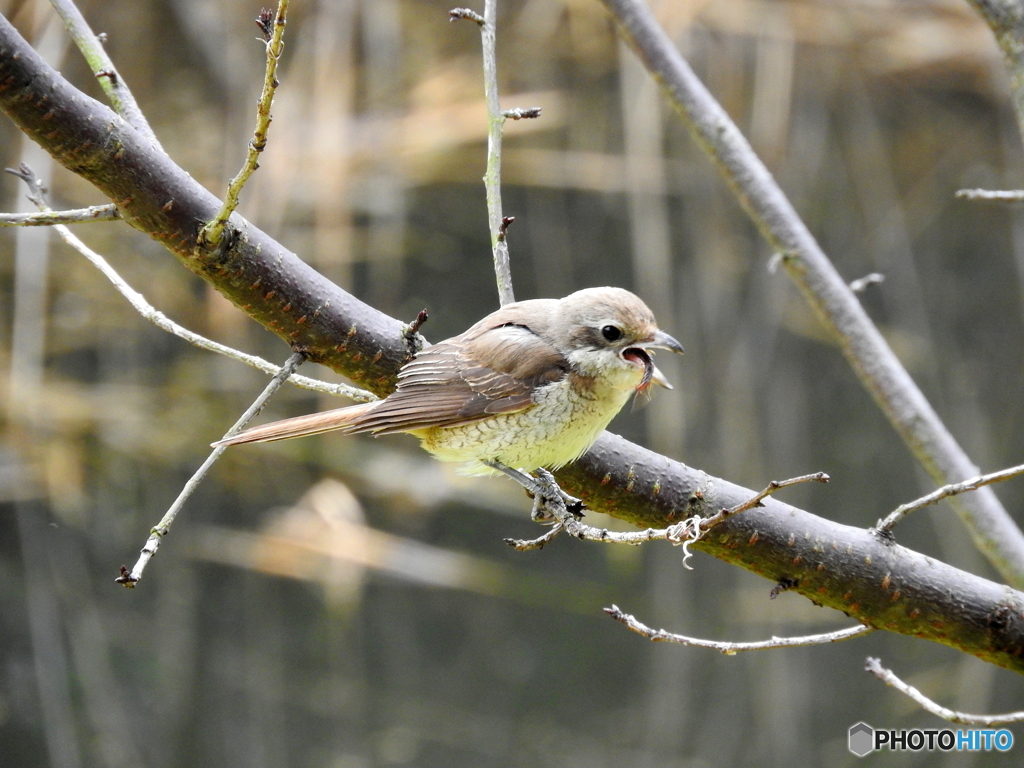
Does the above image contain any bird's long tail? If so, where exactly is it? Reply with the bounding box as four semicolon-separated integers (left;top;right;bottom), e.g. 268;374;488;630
213;402;378;447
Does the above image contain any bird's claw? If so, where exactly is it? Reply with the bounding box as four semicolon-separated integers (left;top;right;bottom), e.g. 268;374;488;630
484;461;584;522
529;468;583;523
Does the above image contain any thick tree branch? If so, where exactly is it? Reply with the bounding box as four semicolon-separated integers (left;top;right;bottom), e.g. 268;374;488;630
598;0;1024;587
3;13;1024;672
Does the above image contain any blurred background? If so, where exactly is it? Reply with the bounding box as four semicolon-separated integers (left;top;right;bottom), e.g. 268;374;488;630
2;0;1024;765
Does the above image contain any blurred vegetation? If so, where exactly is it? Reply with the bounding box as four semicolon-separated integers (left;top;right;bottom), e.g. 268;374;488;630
2;0;1024;765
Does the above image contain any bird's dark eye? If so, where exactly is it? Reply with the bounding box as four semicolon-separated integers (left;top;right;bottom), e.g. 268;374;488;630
601;325;623;342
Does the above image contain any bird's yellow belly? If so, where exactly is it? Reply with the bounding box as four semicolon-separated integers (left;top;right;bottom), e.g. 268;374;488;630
416;378;634;474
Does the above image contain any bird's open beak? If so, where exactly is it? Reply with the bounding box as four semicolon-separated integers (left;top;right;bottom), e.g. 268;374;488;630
639;330;683;391
644;329;685;355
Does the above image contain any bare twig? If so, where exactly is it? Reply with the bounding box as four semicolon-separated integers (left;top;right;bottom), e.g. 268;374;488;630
696;472;829;533
607;606;873;653
6;164;373;401
956;188;1024;203
453;2;515;305
504;522;565;551
0;202;120;227
117;351;305;588
599;0;1024;586
200;1;289;248
866;657;1024;724
49;0;160;147
874;462;1024;534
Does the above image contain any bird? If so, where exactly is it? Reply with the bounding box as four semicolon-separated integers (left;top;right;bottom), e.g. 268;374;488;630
216;287;683;481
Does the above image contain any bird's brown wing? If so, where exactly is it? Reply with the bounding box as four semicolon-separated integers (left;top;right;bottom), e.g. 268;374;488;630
343;323;569;434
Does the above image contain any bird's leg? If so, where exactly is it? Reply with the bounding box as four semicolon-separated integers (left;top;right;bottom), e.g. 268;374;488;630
484;461;584;522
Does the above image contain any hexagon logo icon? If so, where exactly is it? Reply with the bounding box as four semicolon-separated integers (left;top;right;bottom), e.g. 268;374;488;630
849;722;874;757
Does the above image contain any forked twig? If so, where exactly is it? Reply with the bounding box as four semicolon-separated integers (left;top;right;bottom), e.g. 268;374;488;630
505;471;829;565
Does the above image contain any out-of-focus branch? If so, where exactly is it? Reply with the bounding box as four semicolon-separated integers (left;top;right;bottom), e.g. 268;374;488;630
965;0;1024;147
598;0;1024;587
6;12;1024;672
200;2;288;248
49;0;160;147
866;657;1024;725
0;202;119;226
451;2;515;305
956;188;1024;202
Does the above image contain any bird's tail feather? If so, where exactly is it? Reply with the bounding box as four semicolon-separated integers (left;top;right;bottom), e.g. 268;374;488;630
213;402;377;447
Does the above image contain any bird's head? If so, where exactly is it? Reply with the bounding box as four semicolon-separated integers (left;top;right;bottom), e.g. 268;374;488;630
552;287;684;391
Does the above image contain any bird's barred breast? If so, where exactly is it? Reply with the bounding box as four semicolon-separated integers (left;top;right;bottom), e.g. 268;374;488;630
416;374;635;475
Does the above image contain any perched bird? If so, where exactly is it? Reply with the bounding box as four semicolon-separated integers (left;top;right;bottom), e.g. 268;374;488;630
217;287;683;477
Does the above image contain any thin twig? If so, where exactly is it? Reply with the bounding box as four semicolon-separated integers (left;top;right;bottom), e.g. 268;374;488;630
0;203;120;226
607;606;873;653
865;657;1024;724
599;0;1024;586
501;470;827;568
453;2;515;305
955;188;1024;203
504;522;564;551
696;472;829;533
874;462;1024;534
6;164;374;402
117;351;305;588
200;1;289;248
48;0;160;147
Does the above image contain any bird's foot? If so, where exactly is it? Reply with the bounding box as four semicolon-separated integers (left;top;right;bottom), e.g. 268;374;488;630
529;468;584;522
484;462;584;522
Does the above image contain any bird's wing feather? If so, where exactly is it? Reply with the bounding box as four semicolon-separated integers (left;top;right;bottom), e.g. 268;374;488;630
343;323;568;434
